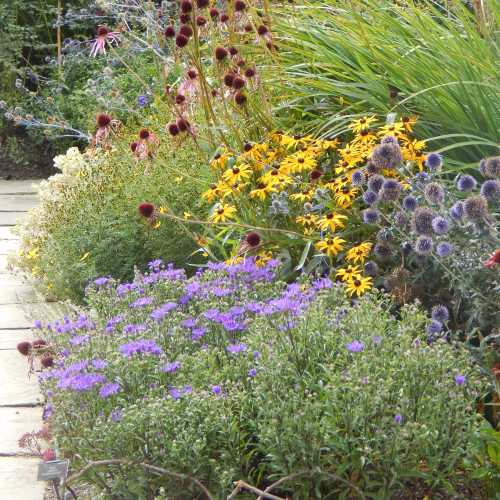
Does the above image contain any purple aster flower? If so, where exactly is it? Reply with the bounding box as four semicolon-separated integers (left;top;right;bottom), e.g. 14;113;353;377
58;372;105;391
99;382;121;398
122;323;147;335
169;387;181;400
211;385;222;395
129;296;153;308
161;361;181;373
92;359;108;370
346;340;364;353
110;408;123;422
203;308;220;320
34;319;42;329
94;277;110;287
248;368;257;377
253;351;261;359
181;317;197;329
191;327;207;341
183;385;193;394
226;343;247;354
119;339;162;358
148;258;163;270
372;335;382;345
70;335;89;346
394;414;403;424
42;404;54;420
137;94;150;107
151;302;177;322
454;374;466;385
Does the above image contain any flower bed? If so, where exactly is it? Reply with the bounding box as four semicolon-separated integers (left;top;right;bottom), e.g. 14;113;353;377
30;258;489;498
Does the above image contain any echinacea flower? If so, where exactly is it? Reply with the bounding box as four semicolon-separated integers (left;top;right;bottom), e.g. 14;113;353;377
89;26;120;57
138;202;155;218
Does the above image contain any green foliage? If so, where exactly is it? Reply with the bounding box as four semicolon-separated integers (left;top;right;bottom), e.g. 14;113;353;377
39;265;488;498
273;0;500;163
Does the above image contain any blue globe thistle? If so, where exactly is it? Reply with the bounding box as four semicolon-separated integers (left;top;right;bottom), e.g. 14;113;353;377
137;94;150;107
483;156;500;179
371;142;403;170
381;135;399;145
479;158;487;177
394;211;408;227
414;172;430;184
377;228;393;242
351;170;365;186
363;190;378;205
426;152;443;172
411;207;435;235
426;319;443;335
367;174;385;193
401;241;412;256
402;195;418;211
480;179;500;201
424;182;445;204
431;216;449;235
456;174;477;192
380;179;402;202
436;241;454;257
374;242;392;259
464;195;488;222
366;160;379;174
364;261;378;276
450;201;464;220
362;208;379;224
414;235;433;255
431;304;449;322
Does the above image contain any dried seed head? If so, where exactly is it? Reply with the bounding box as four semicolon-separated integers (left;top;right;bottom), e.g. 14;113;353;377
175;94;186;105
257;25;269;35
139;128;150;140
234;91;247;105
233;76;245;89
180;0;193;13
179;24;193;38
245;232;261;247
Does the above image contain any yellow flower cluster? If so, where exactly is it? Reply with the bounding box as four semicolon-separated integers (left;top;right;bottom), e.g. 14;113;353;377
201;116;426;296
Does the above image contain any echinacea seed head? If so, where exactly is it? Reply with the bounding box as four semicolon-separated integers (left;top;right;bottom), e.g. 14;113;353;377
138;202;155;218
139;128;150;140
164;25;176;38
215;47;228;61
96;113;111;128
17;341;32;356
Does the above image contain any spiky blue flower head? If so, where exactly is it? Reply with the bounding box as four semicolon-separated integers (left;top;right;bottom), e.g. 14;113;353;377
364;260;378;276
426;319;443;334
137;94;150;107
436;241;454;257
351;170;365;186
371;142;402;170
411;207;435;235
424;182;445;204
401;241;412;256
362;208;379;224
450;201;464;220
377;228;393;242
374;242;391;259
431;304;449;322
414;172;430;184
381;135;398;145
431;216;449;235
464;195;488;222
457;174;477;192
367;174;385;193
426;152;443;172
380;179;402;202
394;211;408;227
363;190;378;205
480;179;500;201
415;235;433;255
402;195;418;211
483;156;500;179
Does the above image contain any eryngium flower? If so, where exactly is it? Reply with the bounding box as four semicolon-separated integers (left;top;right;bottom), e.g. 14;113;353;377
457;174;477;192
450;201;464;220
411;207;435;235
377;228;393;242
394;211;408;227
424;182;445;204
480;179;500;201
351;170;364;186
436;241;454;257
381;135;398;145
402;195;418;211
245;232;261;247
464;195;488;222
483;156;500;178
363;190;378;205
374;242;391;259
362;208;379;224
370;142;402;170
431;304;449;322
425;152;443;171
367;174;384;193
431;216;449;235
426;319;442;334
138;202;155;218
364;261;378;276
415;235;433;255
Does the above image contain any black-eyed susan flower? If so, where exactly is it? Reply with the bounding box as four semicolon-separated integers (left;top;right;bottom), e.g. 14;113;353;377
346;276;373;297
222;164;252;183
353;128;377;145
336;265;362;282
377;122;405;138
290;189;314;203
401;116;417;132
210;152;229;170
345;242;372;264
202;184;223;203
249;182;275;200
334;186;359;208
349;115;377;133
280;150;317;174
296;213;318;227
209;203;237;223
317;212;348;233
315;237;346;257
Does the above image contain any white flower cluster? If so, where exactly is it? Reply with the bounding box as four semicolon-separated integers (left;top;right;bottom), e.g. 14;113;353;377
53;147;87;176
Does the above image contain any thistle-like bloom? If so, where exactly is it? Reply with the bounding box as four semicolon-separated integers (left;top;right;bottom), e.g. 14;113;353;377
362;208;379;224
457;174;477;192
480;179;500;201
464;195;488;222
426;152;442;171
450;201;464;220
363;190;378;205
411;207;435;235
431;216;449;235
345;340;365;352
424;182;445;204
436;242;454;257
315;237;346;257
432;304;449;322
402;195;418;211
89;26;120;57
370;142;402;170
482;156;500;179
415;235;433;255
367;174;385;193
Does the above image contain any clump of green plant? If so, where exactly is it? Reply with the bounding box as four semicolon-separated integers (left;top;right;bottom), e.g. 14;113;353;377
35;259;488;498
13;130;211;302
273;0;499;163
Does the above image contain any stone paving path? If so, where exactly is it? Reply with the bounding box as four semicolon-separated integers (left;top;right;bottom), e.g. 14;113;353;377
0;180;45;500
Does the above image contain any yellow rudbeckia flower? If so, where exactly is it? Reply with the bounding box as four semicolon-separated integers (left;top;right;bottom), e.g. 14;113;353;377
336;265;362;282
209;203;237;223
345;242;372;264
346;276;373;297
315;237;346;257
317;213;348;233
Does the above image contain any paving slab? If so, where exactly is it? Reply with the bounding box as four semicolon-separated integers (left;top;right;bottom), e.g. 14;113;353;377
0;329;34;350
0;195;39;212
0;305;32;329
0;180;39;195
0;278;40;305
0;407;43;453
0;212;29;226
0;351;41;406
0;457;45;500
0;227;19;240
0;239;20;254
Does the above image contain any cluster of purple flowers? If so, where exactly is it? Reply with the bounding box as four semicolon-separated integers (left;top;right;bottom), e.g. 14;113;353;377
119;339;163;358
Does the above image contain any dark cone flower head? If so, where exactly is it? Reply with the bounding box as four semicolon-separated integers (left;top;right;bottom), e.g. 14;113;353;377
41;355;54;368
175;94;186;104
97;26;109;37
130;141;138;152
234;91;247;105
209;7;219;18
220;13;229;23
17;341;32;356
179;24;193;38
196;0;209;7
176;118;189;132
175;34;189;48
233;76;245;89
168;123;180;136
164;25;176;38
33;339;47;349
215;47;228;61
223;73;235;87
245;232;261;247
139;128;150;140
187;69;197;79
257;25;269;36
138;202;155;218
244;67;256;78
235;0;246;11
96;113;111;128
196;16;207;26
180;0;193;13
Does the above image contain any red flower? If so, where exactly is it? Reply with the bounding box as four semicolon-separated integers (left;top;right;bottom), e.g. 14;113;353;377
245;232;261;247
187;69;197;79
164;25;176;38
196;16;207;26
228;47;238;56
96;113;111;128
139;128;150;140
179;13;191;24
234;0;246;11
223;73;235;87
244;24;253;32
209;8;219;18
41;356;54;368
214;47;228;61
17;341;32;356
179;24;193;38
220;13;229;23
168;123;180;136
176;118;189;132
310;169;324;181
180;0;192;13
138;203;155;218
484;249;500;268
175;94;186;104
42;449;56;462
175;34;189;48
233;76;245;89
234;91;247;105
130;141;138;152
32;339;47;349
97;26;109;37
